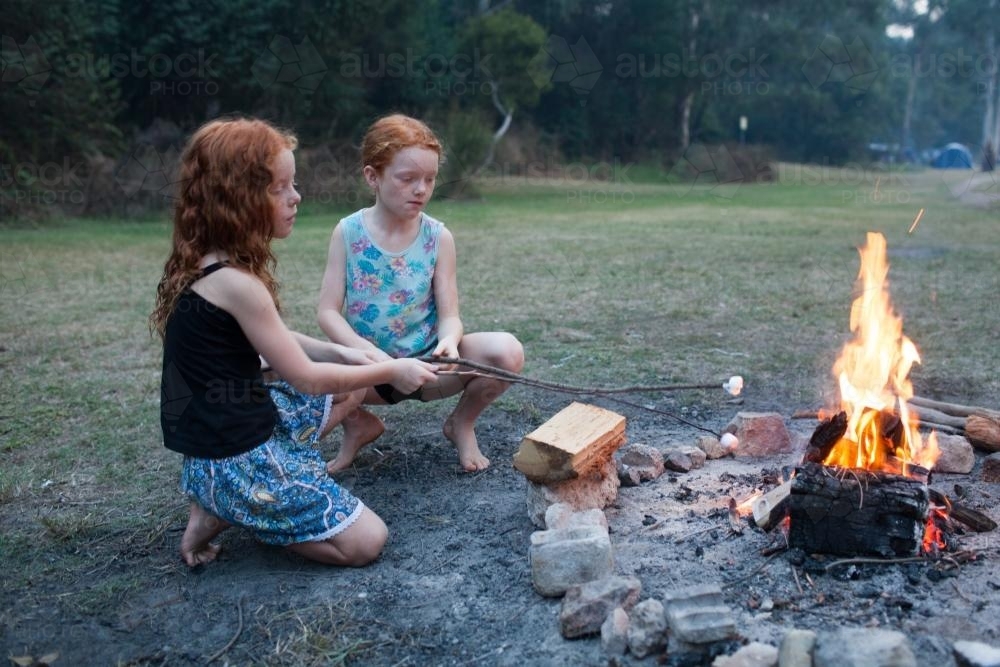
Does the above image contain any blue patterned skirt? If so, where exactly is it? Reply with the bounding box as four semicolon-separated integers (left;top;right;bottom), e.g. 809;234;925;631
180;381;364;546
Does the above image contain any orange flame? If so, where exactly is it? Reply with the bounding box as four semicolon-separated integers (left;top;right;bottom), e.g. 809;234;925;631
922;504;949;553
822;232;940;473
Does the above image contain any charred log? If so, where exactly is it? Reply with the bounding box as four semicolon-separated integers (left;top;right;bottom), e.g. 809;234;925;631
801;411;847;464
928;489;999;533
788;463;929;557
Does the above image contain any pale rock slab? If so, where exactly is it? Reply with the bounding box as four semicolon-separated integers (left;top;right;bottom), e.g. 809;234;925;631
529;525;614;597
813;628;916;667
954;640;1000;667
713;642;779;667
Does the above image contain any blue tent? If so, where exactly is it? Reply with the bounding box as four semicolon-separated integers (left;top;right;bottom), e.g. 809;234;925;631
931;143;973;169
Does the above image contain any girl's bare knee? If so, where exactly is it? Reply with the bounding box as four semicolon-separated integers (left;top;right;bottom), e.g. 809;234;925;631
335;508;387;566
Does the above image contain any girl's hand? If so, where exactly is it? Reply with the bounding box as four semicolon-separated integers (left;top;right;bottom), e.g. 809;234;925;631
390;358;438;394
431;337;460;370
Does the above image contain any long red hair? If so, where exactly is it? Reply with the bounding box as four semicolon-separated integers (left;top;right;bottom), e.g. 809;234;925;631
360;114;442;174
150;117;297;337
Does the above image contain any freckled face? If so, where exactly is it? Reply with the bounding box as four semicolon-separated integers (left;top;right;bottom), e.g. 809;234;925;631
269;149;301;239
365;146;439;222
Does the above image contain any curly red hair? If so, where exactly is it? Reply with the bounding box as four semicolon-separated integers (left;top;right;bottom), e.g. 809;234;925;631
360;114;442;174
150;117;297;337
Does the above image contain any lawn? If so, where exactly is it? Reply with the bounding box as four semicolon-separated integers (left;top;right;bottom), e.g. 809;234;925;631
1;166;997;662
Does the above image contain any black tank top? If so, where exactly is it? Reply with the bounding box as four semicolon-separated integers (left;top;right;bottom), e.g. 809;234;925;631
160;263;276;458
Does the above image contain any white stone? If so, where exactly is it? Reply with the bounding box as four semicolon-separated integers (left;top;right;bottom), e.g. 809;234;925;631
544;503;609;531
530;525;614;597
954;640;1000;667
663;583;735;644
813;628;915;667
778;629;816;667
713;642;779;667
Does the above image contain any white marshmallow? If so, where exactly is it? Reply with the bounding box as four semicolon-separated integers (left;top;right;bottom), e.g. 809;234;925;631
720;433;739;450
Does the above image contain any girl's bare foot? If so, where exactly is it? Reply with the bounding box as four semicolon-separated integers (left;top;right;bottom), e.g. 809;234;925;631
326;408;385;474
180;502;230;567
444;416;490;472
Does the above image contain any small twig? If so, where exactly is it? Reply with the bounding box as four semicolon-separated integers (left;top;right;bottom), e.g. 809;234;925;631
206;596;244;663
951;580;973;603
791;564;804;595
424;552;461;574
823;556;927;571
672;524;718;543
723;552;782;588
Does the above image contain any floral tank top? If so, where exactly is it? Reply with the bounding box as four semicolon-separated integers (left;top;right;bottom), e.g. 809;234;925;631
340;209;441;358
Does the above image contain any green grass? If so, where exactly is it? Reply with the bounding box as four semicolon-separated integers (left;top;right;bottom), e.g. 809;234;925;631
1;167;998;660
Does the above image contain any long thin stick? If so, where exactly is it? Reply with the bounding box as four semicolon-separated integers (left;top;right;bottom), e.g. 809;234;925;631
423;357;727;436
424;357;724;395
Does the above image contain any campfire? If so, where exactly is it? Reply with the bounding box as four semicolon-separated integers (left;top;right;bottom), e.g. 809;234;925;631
753;232;996;558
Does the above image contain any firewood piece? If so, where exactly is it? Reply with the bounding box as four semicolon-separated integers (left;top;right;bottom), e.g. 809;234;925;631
928;489;998;533
788;463;929;557
903;403;967;430
966;413;1000;453
802;411;847;464
513;402;626;484
910;396;1000;419
751;480;792;531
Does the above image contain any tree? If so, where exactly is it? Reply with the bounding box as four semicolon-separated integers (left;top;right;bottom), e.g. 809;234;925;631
460;7;548;173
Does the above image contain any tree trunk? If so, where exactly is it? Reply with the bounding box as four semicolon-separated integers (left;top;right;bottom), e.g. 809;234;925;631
473;81;513;176
983;29;997;171
678;3;700;151
901;56;918;155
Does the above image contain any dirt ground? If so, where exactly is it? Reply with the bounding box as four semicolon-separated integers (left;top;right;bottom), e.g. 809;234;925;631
3;387;999;666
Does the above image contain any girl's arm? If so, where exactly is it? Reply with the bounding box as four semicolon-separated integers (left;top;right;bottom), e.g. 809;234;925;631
289;331;373;366
198;267;435;395
431;228;463;359
317;223;391;361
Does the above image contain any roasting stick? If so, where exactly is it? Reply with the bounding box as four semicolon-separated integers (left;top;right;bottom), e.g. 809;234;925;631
420;356;744;437
423;356;744;397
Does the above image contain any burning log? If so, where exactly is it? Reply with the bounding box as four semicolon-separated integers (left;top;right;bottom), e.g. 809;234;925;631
786;463;930;558
801;411;847;464
927;489;998;533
